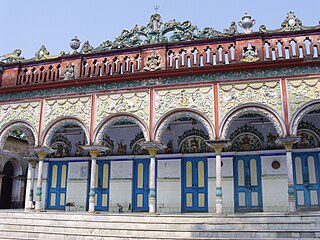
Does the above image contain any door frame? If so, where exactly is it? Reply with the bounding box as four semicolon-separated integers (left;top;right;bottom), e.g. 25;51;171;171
132;158;150;212
233;155;263;212
46;161;68;210
181;157;208;212
292;151;320;210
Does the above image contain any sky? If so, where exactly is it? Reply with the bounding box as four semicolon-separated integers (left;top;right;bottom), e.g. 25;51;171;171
1;0;319;59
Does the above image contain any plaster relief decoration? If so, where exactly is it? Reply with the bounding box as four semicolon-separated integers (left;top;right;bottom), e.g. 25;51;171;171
96;91;149;125
287;78;320;117
219;81;282;121
130;132;148;155
49;134;72;158
0;101;41;131
100;134;114;156
44;97;91;129
155;87;213;122
294;121;320;149
143;52;161;71
178;128;209;153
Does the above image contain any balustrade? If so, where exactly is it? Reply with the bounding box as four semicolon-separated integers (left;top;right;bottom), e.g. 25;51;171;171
2;31;320;89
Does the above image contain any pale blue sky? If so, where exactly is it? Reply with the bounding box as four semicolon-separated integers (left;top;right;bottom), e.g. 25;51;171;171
1;0;319;58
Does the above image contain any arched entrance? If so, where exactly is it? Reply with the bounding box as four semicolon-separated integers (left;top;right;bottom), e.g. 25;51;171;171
0;161;14;209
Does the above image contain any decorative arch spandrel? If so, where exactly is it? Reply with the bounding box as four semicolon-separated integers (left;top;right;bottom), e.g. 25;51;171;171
154;86;214;122
218;81;282;123
287;78;320;119
44;96;92;130
96;91;149;127
0;101;41;132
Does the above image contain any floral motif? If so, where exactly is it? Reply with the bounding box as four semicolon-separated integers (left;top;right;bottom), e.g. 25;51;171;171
287;78;320;117
0;101;41;132
96;91;149;126
155;87;213;122
219;81;282;120
44;97;91;129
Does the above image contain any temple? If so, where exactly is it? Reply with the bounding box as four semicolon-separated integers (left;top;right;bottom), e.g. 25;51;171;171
0;12;319;215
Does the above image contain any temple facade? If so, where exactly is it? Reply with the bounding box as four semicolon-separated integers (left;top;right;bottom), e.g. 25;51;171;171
0;12;319;214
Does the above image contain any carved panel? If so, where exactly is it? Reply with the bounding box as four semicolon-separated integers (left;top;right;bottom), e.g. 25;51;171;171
96;91;149;126
0;101;41;131
154;86;213;122
219;81;282;121
44;97;91;129
287;78;320;117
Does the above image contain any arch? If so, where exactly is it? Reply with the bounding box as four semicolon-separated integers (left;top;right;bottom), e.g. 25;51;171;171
41;117;90;147
0;121;38;150
290;100;320;136
93;113;150;144
153;109;215;142
219;103;286;139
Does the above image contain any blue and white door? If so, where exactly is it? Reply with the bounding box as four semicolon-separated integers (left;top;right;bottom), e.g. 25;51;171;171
293;152;320;209
234;156;263;212
95;160;110;211
47;161;68;209
132;159;150;211
182;157;208;212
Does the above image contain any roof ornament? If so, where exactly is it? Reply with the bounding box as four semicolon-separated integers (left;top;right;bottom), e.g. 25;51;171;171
34;45;65;61
238;12;256;34
241;43;260;62
0;49;25;63
259;11;320;33
80;40;93;54
70;36;81;54
223;22;238;36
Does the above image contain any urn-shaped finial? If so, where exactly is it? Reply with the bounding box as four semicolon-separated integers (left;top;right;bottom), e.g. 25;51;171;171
70;36;81;54
238;12;256;34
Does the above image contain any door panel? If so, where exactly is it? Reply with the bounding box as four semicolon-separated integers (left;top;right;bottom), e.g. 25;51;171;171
95;160;110;211
182;157;208;212
234;156;262;212
132;159;150;211
293;152;320;209
47;161;68;209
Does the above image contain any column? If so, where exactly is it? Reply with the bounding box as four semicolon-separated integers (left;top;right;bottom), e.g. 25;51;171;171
277;137;300;213
24;160;37;211
34;152;47;211
88;150;99;213
141;142;165;214
206;140;229;215
81;145;109;214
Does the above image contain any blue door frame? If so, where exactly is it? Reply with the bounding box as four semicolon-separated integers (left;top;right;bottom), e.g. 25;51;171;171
132;159;150;212
47;161;68;209
234;155;263;212
95;160;110;211
293;152;320;209
182;157;208;212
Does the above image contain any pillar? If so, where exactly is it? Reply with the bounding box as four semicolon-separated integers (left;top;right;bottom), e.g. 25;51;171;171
25;160;36;211
35;152;47;212
140;142;165;214
206;139;229;215
88;150;100;213
147;148;158;214
277;137;300;213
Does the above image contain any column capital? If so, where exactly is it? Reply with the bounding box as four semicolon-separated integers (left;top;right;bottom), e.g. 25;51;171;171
24;157;38;168
140;141;166;157
276;136;300;152
29;146;55;160
205;139;230;155
81;145;109;158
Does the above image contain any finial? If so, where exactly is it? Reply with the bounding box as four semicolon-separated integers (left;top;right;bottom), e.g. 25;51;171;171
153;5;160;14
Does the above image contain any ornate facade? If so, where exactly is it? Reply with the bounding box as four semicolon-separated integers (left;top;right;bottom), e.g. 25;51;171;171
0;12;319;214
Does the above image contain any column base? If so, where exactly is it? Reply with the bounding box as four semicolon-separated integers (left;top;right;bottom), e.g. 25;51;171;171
216;197;223;215
288;200;296;213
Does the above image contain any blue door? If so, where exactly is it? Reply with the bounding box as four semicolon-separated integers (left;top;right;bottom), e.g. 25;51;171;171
234;156;263;212
293;152;320;209
95;160;110;211
47;161;68;209
182;157;208;212
132;159;150;211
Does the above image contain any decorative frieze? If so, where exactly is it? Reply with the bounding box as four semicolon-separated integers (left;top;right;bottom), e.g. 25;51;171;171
154;87;213;122
96;91;149;125
44;97;91;129
219;81;282;121
0;101;41;131
287;78;320;117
